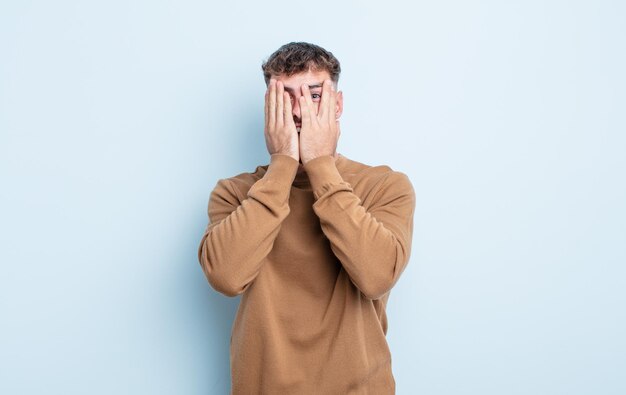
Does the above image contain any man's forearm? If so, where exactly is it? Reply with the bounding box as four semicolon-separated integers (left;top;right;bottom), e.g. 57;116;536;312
198;154;299;297
304;155;416;300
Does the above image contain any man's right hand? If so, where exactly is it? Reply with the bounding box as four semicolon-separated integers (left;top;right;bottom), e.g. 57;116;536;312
264;79;299;162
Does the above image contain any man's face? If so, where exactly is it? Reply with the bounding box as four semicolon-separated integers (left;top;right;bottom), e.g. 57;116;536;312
270;69;343;133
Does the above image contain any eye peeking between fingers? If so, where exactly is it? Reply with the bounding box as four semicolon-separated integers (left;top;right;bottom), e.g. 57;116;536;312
287;93;320;104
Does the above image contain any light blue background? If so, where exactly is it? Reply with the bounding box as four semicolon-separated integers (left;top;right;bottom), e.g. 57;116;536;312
1;1;625;394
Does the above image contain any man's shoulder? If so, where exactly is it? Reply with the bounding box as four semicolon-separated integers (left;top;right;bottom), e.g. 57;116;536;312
217;163;267;192
340;153;410;187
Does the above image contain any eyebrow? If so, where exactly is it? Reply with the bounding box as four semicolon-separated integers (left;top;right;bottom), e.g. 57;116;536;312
283;83;323;93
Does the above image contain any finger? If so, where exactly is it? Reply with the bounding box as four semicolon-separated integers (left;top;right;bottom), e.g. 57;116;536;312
329;84;337;126
276;81;284;127
319;79;331;119
269;79;276;128
283;91;295;127
299;96;311;126
301;83;316;121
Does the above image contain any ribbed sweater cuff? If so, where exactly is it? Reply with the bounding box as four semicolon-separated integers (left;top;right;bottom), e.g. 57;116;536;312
266;153;299;185
303;155;348;199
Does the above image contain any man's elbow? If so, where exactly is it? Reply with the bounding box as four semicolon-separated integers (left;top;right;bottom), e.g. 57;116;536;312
357;246;410;300
198;243;245;298
358;277;394;300
207;273;245;297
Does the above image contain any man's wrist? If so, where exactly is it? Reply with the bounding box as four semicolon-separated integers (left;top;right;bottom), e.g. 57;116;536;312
266;153;299;185
303;155;344;196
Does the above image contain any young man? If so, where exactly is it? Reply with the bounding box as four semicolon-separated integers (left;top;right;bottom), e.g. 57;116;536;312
197;42;416;394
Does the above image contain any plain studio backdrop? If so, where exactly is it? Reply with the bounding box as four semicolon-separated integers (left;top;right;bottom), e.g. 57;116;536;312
1;1;624;394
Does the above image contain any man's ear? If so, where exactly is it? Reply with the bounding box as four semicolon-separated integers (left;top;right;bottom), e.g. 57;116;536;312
335;91;343;119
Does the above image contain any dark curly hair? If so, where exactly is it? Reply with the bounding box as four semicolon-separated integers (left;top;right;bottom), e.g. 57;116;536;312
261;42;341;86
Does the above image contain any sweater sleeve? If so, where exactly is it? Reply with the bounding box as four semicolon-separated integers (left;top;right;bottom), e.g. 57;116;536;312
303;155;416;300
197;153;299;297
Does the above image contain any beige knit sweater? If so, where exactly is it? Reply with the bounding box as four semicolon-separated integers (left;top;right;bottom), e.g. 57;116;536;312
197;152;415;394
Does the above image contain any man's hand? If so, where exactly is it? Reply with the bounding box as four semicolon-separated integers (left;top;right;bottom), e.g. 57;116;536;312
298;79;341;165
264;79;299;162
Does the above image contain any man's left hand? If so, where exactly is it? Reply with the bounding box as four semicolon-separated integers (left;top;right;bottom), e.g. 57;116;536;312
298;79;341;165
